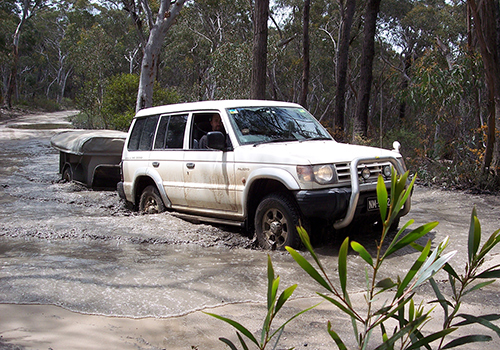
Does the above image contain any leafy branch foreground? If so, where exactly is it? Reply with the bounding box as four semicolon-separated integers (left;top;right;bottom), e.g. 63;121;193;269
206;171;500;350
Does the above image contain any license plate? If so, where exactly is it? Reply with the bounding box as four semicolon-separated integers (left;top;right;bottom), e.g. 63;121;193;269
367;197;390;211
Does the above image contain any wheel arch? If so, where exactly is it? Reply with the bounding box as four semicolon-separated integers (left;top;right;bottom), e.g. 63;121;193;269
243;169;300;227
133;176;157;207
245;178;298;232
131;168;172;209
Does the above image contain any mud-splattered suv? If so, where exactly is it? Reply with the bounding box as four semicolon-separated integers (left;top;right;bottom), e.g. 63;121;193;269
117;100;411;249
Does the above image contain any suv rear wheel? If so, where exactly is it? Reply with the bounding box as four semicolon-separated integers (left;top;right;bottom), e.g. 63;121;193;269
255;193;302;250
139;185;165;214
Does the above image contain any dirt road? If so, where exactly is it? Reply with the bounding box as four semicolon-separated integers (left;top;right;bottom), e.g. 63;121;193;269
0;110;499;350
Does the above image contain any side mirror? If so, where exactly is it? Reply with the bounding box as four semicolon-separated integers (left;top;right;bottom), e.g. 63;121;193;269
207;131;226;150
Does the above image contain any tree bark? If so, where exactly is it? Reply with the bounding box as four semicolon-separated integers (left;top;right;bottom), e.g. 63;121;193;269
250;0;269;100
467;0;500;175
334;0;356;140
398;52;411;120
300;0;311;108
353;0;381;142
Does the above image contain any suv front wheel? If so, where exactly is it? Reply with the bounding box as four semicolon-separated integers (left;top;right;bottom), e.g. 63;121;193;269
139;185;165;214
255;193;302;250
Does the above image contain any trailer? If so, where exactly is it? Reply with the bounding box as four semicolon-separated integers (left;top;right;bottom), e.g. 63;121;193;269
50;130;127;189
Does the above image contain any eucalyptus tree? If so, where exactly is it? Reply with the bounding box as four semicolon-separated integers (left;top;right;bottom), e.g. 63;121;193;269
299;0;310;108
352;0;381;142
31;2;75;103
378;1;471;153
3;0;44;108
334;0;356;140
467;0;500;178
379;0;466;122
0;0;19;105
68;1;138;127
73;24;117;128
157;0;252;100
122;0;187;112
270;0;353;119
251;0;269;99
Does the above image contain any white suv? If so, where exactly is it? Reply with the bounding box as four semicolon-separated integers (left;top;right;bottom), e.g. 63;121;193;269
117;100;410;249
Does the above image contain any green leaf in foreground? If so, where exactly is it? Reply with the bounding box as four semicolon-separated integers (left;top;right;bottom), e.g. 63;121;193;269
383;221;439;258
286;247;333;293
275;284;297;314
405;328;457;350
475;268;500;279
327;321;348;350
218;337;239;350
454;314;500;337
338;237;349;296
468;207;480;264
441;335;492;349
351;241;373;267
377;175;388;221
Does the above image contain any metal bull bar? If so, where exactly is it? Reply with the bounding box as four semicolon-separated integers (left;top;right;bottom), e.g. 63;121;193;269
333;156;411;230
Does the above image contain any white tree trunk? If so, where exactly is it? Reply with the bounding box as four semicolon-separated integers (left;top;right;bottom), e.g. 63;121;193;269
135;0;186;113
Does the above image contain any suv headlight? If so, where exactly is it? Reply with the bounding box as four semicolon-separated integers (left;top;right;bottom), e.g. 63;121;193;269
382;164;392;178
297;164;338;185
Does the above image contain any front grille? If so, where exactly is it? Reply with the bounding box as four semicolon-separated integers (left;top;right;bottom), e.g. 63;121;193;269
335;161;391;185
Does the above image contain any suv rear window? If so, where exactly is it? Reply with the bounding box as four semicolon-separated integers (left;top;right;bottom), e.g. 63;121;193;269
128;115;159;151
154;114;188;149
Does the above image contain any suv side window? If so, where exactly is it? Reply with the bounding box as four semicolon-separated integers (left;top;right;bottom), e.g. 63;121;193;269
190;112;232;149
154;114;188;150
128;115;160;151
190;113;213;149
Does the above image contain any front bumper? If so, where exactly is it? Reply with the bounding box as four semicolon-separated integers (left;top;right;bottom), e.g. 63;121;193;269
295;187;384;223
295;156;411;229
295;187;350;220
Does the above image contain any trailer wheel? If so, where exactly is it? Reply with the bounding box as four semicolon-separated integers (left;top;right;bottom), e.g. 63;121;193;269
62;166;73;182
139;185;165;214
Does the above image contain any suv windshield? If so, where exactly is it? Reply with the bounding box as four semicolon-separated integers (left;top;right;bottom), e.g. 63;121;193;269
226;106;332;145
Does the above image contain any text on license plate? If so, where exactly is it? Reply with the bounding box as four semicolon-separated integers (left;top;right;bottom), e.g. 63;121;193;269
367;197;390;211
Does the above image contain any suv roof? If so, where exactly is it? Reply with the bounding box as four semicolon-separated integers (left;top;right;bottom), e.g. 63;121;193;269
134;99;302;118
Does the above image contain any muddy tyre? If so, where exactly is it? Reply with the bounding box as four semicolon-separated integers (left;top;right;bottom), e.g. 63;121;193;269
139;185;165;214
62;166;72;182
255;193;302;250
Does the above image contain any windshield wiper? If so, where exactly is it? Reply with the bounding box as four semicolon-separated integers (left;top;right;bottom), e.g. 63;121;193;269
253;137;297;146
300;136;332;142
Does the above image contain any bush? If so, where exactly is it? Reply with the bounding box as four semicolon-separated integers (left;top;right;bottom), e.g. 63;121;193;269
16;97;62;112
209;171;500;349
75;73;183;131
102;73;182;131
101;73;138;130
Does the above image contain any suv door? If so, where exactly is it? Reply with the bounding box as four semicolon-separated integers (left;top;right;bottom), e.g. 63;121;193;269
152;113;189;207
182;112;237;213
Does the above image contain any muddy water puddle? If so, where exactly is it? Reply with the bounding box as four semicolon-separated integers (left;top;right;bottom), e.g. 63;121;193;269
0;237;324;318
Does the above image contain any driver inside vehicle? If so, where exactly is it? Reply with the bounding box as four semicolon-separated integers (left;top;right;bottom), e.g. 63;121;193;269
199;113;227;149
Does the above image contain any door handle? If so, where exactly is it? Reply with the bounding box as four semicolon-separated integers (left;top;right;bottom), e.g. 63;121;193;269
152;162;159;168
186;163;195;169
